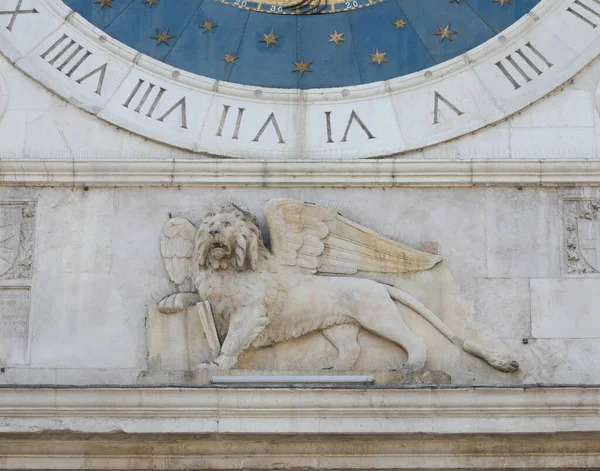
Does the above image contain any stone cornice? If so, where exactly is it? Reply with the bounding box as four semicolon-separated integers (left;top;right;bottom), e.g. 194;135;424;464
1;386;599;435
2;159;600;187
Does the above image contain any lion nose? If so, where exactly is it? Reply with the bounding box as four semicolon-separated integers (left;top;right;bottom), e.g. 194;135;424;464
209;228;220;235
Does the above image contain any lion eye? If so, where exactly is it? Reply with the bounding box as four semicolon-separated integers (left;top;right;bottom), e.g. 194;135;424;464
223;222;231;227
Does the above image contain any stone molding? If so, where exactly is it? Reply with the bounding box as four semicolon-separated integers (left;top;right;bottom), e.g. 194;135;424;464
1;386;599;435
3;388;600;468
0;0;598;159
2;159;600;187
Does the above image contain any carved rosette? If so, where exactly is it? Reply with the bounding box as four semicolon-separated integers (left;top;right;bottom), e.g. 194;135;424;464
563;199;600;274
0;202;35;280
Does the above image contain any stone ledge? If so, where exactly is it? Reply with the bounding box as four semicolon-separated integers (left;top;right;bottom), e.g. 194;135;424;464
2;432;600;469
0;386;599;435
1;159;600;187
138;369;451;386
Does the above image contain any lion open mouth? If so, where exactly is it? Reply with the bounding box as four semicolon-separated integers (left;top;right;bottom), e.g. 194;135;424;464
211;242;231;260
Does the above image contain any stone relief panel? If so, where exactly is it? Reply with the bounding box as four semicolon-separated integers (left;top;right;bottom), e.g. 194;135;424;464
148;199;519;377
563;199;600;274
0;202;35;280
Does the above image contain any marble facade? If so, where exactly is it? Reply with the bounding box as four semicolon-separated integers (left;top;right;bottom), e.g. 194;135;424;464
0;0;600;466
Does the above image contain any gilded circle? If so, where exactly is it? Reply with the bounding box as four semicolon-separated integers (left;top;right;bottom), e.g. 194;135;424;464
216;0;384;14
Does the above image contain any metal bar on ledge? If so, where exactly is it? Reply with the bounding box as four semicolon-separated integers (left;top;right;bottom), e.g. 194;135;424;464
211;375;375;384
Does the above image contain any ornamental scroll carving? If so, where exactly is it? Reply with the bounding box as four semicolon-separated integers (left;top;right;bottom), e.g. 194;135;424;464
151;199;519;374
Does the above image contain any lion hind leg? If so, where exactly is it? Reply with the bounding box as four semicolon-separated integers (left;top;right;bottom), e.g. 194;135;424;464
353;300;427;370
322;324;361;370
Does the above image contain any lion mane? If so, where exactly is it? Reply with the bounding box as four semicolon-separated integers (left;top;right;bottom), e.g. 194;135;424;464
194;205;266;272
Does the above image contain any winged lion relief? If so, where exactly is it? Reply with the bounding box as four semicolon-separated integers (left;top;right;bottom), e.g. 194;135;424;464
156;199;519;373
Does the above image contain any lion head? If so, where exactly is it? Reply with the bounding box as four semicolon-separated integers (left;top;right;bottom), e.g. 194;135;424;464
195;204;263;271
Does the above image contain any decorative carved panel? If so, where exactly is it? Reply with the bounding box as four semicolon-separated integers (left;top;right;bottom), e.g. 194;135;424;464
563;198;600;274
0;202;35;280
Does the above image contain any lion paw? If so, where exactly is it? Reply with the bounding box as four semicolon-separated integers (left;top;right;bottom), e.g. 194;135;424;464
215;354;238;370
158;293;201;314
487;355;520;373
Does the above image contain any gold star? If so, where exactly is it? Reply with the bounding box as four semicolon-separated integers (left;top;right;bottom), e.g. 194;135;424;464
368;49;389;67
201;19;216;32
393;17;407;29
293;58;312;75
94;0;113;9
328;29;345;46
434;24;457;42
152;28;174;46
260;30;280;48
222;52;238;64
144;0;158;7
492;0;512;6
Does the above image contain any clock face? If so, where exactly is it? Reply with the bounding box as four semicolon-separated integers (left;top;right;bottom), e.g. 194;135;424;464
62;0;541;89
0;0;597;161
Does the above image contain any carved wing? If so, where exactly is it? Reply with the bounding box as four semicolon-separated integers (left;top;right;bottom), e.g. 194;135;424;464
264;199;441;279
160;218;197;285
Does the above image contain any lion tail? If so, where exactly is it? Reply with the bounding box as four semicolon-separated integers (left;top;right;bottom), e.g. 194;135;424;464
385;286;519;373
385;286;463;346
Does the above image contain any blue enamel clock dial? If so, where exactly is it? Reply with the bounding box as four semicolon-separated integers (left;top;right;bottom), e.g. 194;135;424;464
63;0;542;89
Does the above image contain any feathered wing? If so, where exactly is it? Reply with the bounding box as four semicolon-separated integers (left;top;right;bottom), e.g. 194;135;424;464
263;199;441;280
160;218;197;285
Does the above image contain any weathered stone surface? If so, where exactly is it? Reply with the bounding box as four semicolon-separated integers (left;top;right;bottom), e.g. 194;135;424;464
29;273;139;369
472;278;531;339
486;188;561;278
2;431;600;470
0;288;30;365
531;278;600;338
512;338;600;384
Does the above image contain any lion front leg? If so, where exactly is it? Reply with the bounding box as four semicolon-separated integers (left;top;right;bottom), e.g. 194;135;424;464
215;308;270;369
158;292;202;314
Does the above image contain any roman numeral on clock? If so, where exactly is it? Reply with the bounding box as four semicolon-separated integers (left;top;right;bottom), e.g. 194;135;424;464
494;42;553;90
122;78;188;129
0;0;38;32
40;34;107;95
566;0;600;28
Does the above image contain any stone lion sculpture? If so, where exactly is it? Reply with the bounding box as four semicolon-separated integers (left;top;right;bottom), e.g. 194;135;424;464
158;199;519;372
